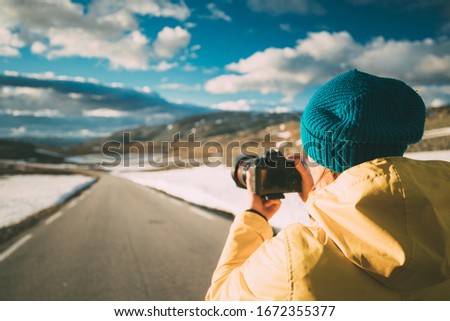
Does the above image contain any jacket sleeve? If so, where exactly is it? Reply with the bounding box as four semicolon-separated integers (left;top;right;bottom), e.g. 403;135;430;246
205;211;291;300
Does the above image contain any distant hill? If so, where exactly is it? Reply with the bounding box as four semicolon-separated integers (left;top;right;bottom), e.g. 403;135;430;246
0;139;65;163
67;111;302;166
408;105;450;152
68;111;302;153
0;73;212;147
70;105;450;157
2;105;448;165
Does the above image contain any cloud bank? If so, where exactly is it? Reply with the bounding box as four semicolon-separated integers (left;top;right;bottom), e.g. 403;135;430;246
0;71;208;143
0;0;192;70
205;31;450;105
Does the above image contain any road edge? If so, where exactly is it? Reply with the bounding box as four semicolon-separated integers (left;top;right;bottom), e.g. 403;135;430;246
0;177;98;245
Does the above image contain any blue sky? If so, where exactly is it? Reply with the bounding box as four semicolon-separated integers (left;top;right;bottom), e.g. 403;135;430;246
1;0;450;142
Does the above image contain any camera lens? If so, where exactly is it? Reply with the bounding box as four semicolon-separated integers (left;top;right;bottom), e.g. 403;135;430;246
231;154;258;189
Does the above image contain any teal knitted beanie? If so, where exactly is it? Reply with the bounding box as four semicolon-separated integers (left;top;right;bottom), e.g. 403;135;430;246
300;69;426;173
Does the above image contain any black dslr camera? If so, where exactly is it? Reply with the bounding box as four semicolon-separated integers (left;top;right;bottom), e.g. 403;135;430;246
231;150;302;199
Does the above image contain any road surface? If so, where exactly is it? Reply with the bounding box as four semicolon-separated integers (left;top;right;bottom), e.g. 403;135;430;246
0;174;232;300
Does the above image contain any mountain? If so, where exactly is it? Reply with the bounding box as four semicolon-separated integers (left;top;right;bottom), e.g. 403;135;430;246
0;73;211;146
71;105;450;158
67;111;302;166
408;105;450;152
0;139;64;163
2;105;448;165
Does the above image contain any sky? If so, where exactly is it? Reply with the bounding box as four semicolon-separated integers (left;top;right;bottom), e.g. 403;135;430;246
1;0;450;143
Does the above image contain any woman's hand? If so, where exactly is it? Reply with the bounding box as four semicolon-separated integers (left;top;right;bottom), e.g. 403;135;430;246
246;173;281;221
287;153;314;202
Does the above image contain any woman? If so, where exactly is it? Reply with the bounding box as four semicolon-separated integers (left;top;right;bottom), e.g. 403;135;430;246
206;70;450;300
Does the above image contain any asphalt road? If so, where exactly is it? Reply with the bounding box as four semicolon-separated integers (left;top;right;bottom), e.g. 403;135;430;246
0;174;232;300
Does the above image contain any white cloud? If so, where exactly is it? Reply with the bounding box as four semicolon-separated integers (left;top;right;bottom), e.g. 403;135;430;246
2;108;61;118
416;54;450;75
205;45;312;102
11;126;27;136
83;108;129;118
68;92;82;99
1;86;49;98
202;66;220;74
159;83;201;91
205;31;450;105
120;0;190;20
78;128;103;137
135;86;153;94
84;0;191;24
247;0;325;15
109;82;125;88
3;70;19;77
184;22;197;29
212;99;252;111
279;23;292;32
150;61;179;71
268;106;291;113
3;70;102;84
430;98;445;107
0;0;191;70
30;41;47;54
0;27;25;56
415;84;450;107
296;31;360;62
46;28;150;70
202;3;232;22
153;26;191;59
183;63;197;72
351;37;450;84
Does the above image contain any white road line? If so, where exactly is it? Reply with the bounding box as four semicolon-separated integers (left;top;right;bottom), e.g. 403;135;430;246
169;198;183;207
75;189;91;202
189;207;215;221
45;211;63;225
66;200;77;209
0;234;33;262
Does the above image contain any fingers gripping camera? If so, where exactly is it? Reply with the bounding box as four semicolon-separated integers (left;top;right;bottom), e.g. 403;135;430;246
231;150;302;199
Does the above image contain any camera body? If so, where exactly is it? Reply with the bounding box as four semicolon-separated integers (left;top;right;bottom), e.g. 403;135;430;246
232;150;302;199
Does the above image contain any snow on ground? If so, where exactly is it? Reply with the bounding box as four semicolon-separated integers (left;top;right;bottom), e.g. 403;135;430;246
404;149;450;162
0;174;95;228
275;131;292;139
115;150;450;229
422;127;450;139
0;159;89;170
116;166;310;229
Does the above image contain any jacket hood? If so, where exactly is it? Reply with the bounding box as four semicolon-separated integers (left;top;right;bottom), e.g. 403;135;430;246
306;157;450;291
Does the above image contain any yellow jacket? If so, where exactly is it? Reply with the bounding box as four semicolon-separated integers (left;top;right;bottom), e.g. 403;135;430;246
206;157;450;300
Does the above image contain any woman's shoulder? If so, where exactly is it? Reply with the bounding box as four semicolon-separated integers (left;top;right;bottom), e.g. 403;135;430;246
275;223;326;261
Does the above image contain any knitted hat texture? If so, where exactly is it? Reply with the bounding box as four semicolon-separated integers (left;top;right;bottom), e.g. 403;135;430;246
300;69;426;173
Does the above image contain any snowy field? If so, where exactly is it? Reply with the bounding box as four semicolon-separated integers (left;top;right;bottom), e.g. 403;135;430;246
404;149;450;161
0;174;95;228
115;166;309;228
115;150;450;229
